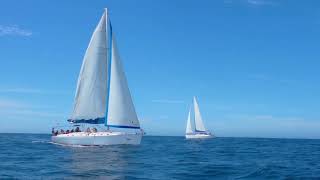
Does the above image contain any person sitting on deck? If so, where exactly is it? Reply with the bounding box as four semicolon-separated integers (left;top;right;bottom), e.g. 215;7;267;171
70;129;74;133
86;127;91;133
52;128;55;135
91;127;97;133
60;129;65;134
66;130;70;134
55;130;58;136
75;127;81;132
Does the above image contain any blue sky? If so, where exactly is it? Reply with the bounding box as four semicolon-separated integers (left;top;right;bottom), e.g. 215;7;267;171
1;0;320;138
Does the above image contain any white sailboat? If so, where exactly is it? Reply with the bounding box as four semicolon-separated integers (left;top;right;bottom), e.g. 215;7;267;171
52;9;143;146
185;97;213;139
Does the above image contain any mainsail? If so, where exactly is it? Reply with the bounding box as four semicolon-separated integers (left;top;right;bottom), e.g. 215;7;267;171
69;9;140;129
193;97;206;132
186;107;193;134
69;11;108;123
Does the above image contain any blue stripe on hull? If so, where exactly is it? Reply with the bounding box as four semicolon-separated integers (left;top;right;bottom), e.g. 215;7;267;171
107;125;140;129
195;130;207;132
187;131;210;135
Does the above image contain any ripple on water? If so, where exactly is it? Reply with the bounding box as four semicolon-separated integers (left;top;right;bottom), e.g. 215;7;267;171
0;134;320;179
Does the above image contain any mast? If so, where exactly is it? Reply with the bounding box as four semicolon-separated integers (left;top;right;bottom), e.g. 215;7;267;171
105;8;112;129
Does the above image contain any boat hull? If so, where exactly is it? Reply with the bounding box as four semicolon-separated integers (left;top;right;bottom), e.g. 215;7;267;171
186;134;214;139
52;132;142;146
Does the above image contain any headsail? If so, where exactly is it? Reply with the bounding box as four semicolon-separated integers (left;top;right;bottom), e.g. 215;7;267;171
69;11;108;123
193;96;206;132
186;107;193;134
105;35;140;129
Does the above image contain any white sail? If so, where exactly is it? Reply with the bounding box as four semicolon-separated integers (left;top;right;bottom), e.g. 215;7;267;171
193;96;206;131
70;11;108;123
52;9;144;146
106;35;140;128
186;107;193;134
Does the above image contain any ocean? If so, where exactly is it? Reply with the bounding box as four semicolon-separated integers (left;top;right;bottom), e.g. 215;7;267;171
0;134;319;179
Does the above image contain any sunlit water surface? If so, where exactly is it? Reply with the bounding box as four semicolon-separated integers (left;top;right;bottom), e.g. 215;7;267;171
0;134;319;179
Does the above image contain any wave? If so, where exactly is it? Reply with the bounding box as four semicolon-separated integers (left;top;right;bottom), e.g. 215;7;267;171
49;141;102;148
31;140;50;144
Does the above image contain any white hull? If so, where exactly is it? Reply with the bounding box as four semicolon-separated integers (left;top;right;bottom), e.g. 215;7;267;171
186;134;214;139
52;131;142;146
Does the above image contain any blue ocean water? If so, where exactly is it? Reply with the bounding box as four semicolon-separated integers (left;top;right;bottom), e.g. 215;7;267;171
0;134;319;179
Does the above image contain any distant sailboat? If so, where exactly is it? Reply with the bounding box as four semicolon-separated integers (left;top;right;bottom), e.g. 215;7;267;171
52;9;143;145
186;97;213;139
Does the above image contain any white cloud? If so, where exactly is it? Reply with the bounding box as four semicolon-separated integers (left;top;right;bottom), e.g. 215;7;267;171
224;0;233;4
0;88;43;94
2;109;64;118
253;115;305;122
249;73;271;81
0;25;32;37
213;114;320;138
225;114;305;122
216;114;320;138
0;99;28;109
159;115;169;120
0;87;69;95
247;0;275;6
152;99;184;104
248;73;294;85
224;0;276;6
0;98;65;118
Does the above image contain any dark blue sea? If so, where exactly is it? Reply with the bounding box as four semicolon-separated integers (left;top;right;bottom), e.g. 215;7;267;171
0;134;319;179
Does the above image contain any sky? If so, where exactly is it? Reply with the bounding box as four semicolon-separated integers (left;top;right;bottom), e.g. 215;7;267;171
0;0;320;138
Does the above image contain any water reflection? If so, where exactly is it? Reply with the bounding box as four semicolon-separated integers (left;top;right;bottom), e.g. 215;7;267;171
65;145;134;179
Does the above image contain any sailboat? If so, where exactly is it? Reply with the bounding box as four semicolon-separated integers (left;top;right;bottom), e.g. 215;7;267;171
52;9;143;145
185;97;213;139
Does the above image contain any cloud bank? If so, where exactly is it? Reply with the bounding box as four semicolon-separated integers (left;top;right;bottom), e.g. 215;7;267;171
152;99;184;104
247;0;275;6
224;0;276;6
0;25;32;37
